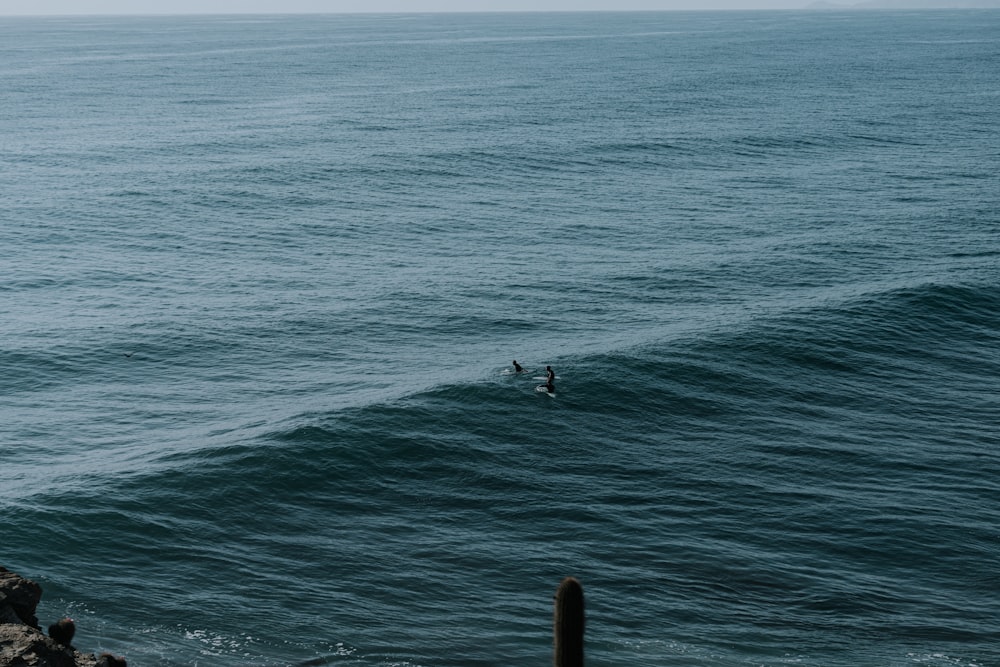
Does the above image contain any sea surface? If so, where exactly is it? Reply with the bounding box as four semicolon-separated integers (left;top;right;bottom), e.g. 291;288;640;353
1;10;999;667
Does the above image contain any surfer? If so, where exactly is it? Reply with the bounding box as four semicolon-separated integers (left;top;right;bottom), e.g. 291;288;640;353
545;365;555;393
513;360;525;373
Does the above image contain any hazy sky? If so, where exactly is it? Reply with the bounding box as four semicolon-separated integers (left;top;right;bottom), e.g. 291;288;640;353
0;0;810;15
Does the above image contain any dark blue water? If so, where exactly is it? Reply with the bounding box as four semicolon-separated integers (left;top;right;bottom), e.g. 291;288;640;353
2;10;999;667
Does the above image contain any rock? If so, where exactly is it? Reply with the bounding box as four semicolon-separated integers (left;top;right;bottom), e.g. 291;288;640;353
0;567;109;667
96;654;127;667
0;567;43;628
0;624;98;667
48;619;76;647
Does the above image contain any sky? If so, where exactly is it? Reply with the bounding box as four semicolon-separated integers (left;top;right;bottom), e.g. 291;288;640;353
0;0;813;15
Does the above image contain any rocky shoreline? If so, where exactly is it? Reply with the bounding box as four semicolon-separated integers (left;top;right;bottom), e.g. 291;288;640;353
0;566;126;667
3;565;585;667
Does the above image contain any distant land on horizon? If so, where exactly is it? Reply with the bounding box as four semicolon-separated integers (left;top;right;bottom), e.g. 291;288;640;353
806;0;1000;8
4;1;1000;14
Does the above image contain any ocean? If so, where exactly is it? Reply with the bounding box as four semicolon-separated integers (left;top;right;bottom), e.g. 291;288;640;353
1;9;998;667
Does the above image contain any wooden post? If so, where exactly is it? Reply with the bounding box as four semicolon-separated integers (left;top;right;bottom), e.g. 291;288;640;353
553;577;584;667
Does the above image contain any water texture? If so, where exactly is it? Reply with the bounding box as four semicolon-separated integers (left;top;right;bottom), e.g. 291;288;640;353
1;10;999;667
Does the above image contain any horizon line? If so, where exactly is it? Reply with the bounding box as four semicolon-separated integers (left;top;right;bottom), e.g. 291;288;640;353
4;6;995;17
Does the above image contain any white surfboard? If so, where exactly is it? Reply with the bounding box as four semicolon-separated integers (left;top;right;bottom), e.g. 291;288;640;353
535;385;555;397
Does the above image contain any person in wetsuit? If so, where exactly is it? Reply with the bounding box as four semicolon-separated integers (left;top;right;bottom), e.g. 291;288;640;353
545;365;555;393
513;360;525;373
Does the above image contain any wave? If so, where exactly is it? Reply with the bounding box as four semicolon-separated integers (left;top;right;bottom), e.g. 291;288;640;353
17;274;995;664
55;277;988;496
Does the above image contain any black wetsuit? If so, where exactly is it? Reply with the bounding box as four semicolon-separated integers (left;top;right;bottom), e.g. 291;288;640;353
545;367;555;393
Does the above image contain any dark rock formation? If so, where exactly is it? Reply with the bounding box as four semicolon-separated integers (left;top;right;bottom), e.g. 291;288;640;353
96;653;128;667
0;566;124;667
0;567;42;628
48;618;76;648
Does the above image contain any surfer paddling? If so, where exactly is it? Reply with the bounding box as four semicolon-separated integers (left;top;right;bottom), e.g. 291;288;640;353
513;360;525;373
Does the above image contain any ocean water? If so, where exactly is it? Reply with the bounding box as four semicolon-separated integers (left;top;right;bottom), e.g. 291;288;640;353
1;9;999;667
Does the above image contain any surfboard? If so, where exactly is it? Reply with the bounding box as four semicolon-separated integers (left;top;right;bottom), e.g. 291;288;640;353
532;376;560;380
536;385;555;397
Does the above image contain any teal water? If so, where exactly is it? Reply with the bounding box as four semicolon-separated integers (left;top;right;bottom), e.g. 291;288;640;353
1;11;999;667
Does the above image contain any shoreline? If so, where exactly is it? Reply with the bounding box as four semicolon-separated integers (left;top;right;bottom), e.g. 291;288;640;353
0;566;126;667
2;566;584;667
